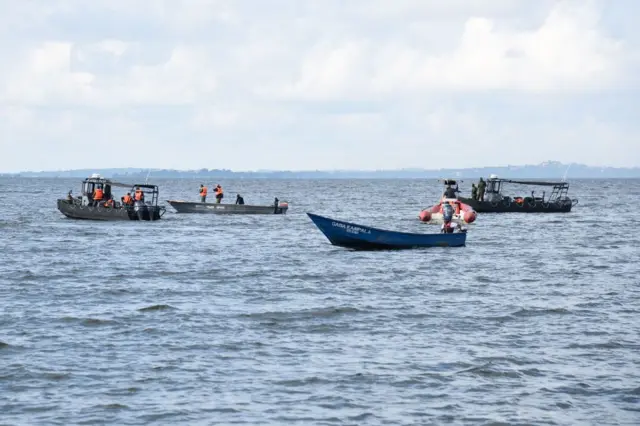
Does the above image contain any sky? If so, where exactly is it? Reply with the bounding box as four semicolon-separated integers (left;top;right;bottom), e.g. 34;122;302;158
0;0;638;172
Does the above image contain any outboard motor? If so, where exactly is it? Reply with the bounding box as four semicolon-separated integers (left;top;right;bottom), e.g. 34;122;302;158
441;203;455;233
442;203;454;223
134;200;149;220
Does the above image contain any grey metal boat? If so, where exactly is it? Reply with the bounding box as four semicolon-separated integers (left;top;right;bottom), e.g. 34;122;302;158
166;198;289;214
57;174;165;221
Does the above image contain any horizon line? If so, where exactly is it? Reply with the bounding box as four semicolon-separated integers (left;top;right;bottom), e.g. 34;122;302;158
2;160;640;175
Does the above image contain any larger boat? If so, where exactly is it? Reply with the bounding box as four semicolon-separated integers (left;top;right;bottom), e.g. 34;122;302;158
57;174;166;221
457;175;578;213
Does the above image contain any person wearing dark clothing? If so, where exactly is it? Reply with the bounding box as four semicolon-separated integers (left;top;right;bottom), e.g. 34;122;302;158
471;183;478;200
443;185;457;199
235;194;244;205
477;178;486;201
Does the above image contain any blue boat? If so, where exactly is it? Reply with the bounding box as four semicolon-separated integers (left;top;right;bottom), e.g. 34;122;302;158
307;213;467;250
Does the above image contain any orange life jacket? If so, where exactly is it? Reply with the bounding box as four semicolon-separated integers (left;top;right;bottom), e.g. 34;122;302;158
93;188;104;200
135;190;143;201
215;186;223;196
123;194;133;204
200;186;207;196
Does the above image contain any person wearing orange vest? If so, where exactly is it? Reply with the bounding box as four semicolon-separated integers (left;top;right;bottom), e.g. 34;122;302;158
103;198;114;208
93;186;104;201
134;187;144;202
92;186;104;206
122;193;133;205
199;184;208;202
214;184;223;203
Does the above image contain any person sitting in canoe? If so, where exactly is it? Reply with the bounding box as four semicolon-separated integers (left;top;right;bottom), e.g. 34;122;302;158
441;222;465;233
235;194;244;205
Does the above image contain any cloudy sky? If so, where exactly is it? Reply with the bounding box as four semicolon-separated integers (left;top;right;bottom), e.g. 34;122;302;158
0;0;638;172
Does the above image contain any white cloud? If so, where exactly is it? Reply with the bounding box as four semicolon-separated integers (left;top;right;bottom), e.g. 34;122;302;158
270;1;626;100
0;0;638;172
1;42;217;107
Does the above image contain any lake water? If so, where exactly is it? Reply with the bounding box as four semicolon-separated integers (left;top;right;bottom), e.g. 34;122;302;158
1;177;639;425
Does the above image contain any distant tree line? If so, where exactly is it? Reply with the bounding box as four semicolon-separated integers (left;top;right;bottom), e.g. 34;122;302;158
3;162;640;179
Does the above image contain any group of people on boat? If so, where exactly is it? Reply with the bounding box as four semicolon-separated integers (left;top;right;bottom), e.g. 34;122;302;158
199;184;224;203
470;178;486;201
68;184;145;208
120;188;145;206
440;178;488;202
199;184;246;205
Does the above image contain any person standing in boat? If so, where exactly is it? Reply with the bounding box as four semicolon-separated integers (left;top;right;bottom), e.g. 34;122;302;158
134;187;145;202
199;184;208;203
92;185;104;206
477;178;486;201
235;194;244;205
471;183;478;200
443;184;457;199
214;184;223;203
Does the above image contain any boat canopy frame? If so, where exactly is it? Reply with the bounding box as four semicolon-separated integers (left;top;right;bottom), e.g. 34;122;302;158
485;177;570;203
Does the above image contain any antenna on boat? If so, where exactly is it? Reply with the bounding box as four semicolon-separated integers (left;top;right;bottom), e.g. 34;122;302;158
145;169;151;184
562;164;571;182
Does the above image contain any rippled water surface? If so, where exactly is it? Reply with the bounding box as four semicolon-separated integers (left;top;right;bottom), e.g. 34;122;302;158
1;177;639;425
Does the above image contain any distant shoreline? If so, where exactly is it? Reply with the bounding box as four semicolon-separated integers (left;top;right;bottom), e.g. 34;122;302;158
2;175;637;180
1;161;639;179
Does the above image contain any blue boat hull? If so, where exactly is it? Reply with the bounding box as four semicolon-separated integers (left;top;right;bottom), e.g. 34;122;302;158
307;213;466;250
